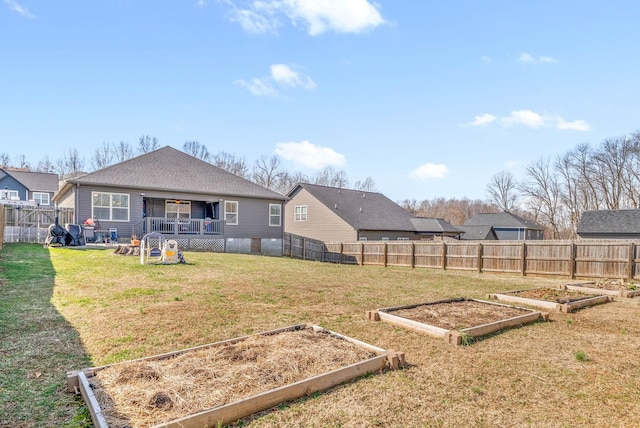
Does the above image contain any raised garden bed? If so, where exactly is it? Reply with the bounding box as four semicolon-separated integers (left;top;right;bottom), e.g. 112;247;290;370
564;280;640;298
488;287;612;313
67;324;404;428
367;298;546;346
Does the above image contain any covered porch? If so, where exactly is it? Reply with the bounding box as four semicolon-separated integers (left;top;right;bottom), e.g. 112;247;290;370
133;216;224;238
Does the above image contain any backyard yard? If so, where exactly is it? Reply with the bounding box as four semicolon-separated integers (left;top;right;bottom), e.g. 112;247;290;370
1;243;639;427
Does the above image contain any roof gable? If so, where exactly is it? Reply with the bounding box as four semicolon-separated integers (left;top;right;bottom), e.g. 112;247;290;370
410;217;462;234
291;183;416;231
464;212;544;230
64;146;285;200
577;209;640;234
1;169;58;192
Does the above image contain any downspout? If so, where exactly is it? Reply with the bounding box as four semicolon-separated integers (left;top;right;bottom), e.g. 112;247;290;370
75;183;80;224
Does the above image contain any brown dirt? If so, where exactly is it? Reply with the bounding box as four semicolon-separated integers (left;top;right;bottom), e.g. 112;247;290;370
389;299;531;330
91;327;378;427
510;287;594;303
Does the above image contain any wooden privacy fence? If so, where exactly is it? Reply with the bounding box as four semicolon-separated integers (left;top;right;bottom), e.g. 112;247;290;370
283;234;640;280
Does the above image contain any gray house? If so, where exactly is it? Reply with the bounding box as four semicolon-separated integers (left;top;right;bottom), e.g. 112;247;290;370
577;209;640;239
463;212;544;240
0;168;58;207
53;146;287;255
457;225;498;241
285;183;461;242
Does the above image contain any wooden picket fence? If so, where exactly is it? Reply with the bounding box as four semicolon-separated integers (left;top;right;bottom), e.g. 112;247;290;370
283;233;640;280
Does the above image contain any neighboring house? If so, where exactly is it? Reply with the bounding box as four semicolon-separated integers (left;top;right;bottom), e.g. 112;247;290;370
577;209;640;239
456;225;498;241
0;168;58;207
463;212;544;240
53;146;287;255
285;183;461;242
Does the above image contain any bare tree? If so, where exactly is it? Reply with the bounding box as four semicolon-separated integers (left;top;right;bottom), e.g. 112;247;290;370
16;154;31;170
113;140;135;162
211;152;249;178
313;167;349;188
57;148;85;177
183;141;210;161
276;170;309;195
354;176;377;192
35;156;57;173
486;170;520;212
137;135;160;154
0;153;9;168
252;155;285;190
519;157;563;239
91;142;115;171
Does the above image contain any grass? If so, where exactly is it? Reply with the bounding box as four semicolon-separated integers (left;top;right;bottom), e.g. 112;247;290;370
2;243;640;427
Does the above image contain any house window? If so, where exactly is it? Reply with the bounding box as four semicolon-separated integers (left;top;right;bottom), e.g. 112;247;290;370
166;200;191;219
397;237;409;241
359;237;368;241
294;205;307;221
92;192;129;221
269;204;281;227
225;201;238;225
381;237;389;241
33;192;50;205
1;189;19;200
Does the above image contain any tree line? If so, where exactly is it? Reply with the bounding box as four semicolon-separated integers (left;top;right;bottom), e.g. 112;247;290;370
4;130;639;238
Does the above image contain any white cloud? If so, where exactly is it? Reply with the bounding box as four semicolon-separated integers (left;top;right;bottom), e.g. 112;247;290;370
275;140;346;169
465;113;496;127
502;109;546;129
4;0;35;18
464;109;590;132
196;0;208;8
270;64;316;89
224;0;386;35
556;118;591;131
234;77;277;96
410;163;449;180
519;52;558;64
237;63;316;96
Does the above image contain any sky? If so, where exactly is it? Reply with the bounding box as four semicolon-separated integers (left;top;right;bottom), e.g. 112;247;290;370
2;1;640;203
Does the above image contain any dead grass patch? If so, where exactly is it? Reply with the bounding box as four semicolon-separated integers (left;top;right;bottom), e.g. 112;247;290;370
389;299;530;330
92;327;378;427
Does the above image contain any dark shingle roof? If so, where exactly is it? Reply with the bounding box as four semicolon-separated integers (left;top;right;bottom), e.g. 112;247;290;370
410;217;462;234
64;146;285;200
291;183;417;231
464;212;544;230
456;225;497;240
577;209;640;234
2;169;58;192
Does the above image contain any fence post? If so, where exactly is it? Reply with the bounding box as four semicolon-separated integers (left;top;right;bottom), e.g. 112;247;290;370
410;242;415;268
628;242;634;280
477;242;483;273
302;238;306;260
570;242;576;279
360;242;364;266
521;242;526;276
441;242;447;270
383;242;388;267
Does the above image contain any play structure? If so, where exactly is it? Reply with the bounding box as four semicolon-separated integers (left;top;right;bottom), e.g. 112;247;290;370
139;232;185;265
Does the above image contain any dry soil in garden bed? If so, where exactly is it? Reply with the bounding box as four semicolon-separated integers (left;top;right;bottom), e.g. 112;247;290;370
583;279;640;292
510;287;595;303
91;327;378;427
389;299;531;330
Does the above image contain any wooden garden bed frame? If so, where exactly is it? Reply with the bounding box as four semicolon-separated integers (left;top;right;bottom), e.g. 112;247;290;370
67;324;404;428
488;289;613;313
563;282;640;298
367;298;547;346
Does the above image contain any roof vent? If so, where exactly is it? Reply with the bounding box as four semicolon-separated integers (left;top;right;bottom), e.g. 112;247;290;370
363;193;366;198
334;204;338;209
359;207;363;212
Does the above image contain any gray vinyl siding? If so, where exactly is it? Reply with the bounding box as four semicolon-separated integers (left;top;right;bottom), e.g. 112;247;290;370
494;228;544;240
225;197;283;239
76;185;143;239
0;175;27;200
285;189;356;242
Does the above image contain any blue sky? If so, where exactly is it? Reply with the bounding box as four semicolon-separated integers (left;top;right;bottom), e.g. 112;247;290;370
2;1;639;202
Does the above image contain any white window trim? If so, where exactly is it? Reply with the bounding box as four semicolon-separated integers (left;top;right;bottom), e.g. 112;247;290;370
225;200;238;225
1;189;19;200
294;205;307;222
32;192;50;205
91;191;130;222
397;237;409;241
359;237;368;241
269;203;281;227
